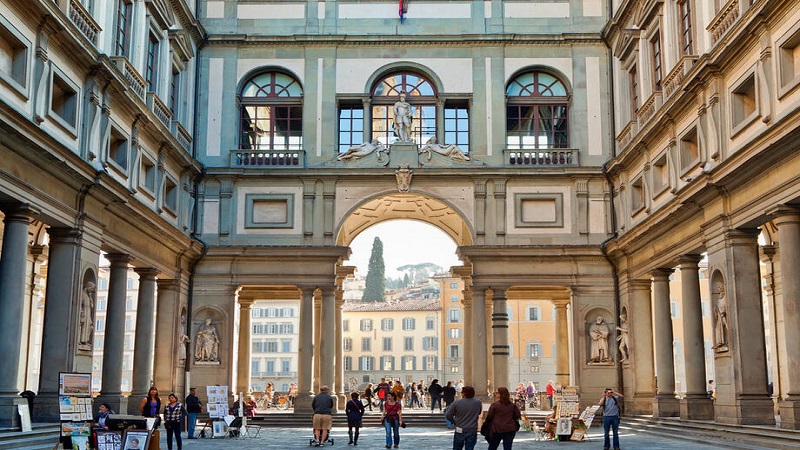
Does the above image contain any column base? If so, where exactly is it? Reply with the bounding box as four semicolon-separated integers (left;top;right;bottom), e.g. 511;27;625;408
0;394;22;428
293;393;313;414
127;391;147;415
630;392;655;415
679;394;714;420
95;394;128;418
31;392;62;423
653;394;680;417
778;397;800;430
715;396;775;425
336;393;347;412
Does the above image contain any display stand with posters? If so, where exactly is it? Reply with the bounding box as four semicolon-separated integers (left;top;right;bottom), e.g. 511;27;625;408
206;385;229;419
58;372;92;450
553;387;581;441
121;429;151;450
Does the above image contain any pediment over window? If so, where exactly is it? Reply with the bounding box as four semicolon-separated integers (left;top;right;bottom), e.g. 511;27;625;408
146;0;175;29
615;29;641;61
634;0;664;28
169;28;194;63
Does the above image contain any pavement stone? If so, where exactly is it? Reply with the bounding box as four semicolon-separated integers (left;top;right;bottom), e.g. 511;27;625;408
162;425;733;449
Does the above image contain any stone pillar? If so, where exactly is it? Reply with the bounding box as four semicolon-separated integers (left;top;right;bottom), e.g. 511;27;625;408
712;229;774;425
127;269;158;415
313;289;322;393
553;299;570;388
236;298;254;396
462;287;473;385
334;276;346;408
0;205;37;426
96;253;133;414
677;255;713;419
295;288;315;413
652;269;679;417
33;228;80;422
491;288;509;390
771;207;800;429
153;279;180;393
320;288;336;403
759;245;780;415
629;280;655;414
471;289;488;399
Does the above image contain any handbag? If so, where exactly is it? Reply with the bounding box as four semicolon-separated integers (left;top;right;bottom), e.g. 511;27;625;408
480;416;492;439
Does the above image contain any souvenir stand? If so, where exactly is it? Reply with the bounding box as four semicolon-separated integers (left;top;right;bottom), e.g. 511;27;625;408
58;373;92;450
205;385;230;438
553;387;583;442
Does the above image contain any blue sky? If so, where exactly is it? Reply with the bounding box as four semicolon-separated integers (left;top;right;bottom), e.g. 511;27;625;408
346;219;460;279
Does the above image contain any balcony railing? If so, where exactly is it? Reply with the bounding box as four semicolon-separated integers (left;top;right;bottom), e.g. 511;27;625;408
231;150;304;168
111;57;146;100
66;0;101;45
252;371;297;378
636;91;662;126
663;56;698;98
505;149;578;167
708;0;741;44
146;92;172;129
616;119;638;150
172;121;192;152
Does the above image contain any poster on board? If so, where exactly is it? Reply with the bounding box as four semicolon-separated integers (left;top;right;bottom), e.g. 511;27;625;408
59;373;91;396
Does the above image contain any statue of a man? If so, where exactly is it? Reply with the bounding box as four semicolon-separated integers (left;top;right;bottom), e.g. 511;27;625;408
589;316;611;363
713;281;729;349
178;314;190;363
393;92;413;142
195;318;219;362
78;281;96;348
616;314;629;362
337;139;386;161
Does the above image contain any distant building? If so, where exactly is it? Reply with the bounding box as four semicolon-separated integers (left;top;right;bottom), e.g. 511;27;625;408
249;300;300;392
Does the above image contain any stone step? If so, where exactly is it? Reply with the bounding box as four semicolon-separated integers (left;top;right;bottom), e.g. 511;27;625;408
622;416;800;450
0;424;60;450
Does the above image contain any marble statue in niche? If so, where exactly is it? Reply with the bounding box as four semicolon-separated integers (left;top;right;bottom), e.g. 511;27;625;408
195;318;220;363
588;316;612;364
78;281;96;350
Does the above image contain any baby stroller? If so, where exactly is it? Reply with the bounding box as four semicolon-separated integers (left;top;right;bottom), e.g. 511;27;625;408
309;434;334;447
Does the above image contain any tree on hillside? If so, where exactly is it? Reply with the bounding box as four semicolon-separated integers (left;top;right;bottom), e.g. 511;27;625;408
397;262;443;285
403;273;411;288
361;237;386;302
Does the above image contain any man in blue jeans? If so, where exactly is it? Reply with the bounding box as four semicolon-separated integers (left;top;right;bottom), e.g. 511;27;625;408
445;386;482;450
185;387;202;439
599;388;623;450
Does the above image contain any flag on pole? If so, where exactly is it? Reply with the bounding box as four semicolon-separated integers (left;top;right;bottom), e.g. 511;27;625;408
399;0;408;23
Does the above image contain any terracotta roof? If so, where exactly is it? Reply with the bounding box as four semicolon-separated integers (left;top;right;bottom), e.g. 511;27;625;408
343;297;441;312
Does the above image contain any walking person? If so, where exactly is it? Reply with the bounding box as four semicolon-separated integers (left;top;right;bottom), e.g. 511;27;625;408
443;381;457;408
381;392;404;449
393;380;406;404
364;383;375;411
486;387;521;450
599;388;623;450
163;394;186;450
311;386;335;447
185;387;202;439
377;378;391;411
346;392;365;446
445;386;482;450
545;380;556;410
429;379;443;412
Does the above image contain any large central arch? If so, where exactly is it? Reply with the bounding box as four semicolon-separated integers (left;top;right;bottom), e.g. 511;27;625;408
336;192;474;247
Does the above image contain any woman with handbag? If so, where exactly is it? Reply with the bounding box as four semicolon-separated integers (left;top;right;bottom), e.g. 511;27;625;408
163;393;186;450
381;392;404;449
485;387;521;450
346;392;365;445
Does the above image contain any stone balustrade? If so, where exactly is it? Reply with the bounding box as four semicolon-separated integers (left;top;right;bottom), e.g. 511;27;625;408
111;57;147;100
506;149;577;166
708;0;741;44
66;0;101;45
232;150;304;167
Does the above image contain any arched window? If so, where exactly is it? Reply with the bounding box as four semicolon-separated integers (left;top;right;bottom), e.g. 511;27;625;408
239;71;303;150
370;71;437;145
506;71;569;149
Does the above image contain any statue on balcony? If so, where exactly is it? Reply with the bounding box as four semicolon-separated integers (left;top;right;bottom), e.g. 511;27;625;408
337;139;388;163
195;318;220;363
393;92;413;142
419;137;470;161
588;316;612;364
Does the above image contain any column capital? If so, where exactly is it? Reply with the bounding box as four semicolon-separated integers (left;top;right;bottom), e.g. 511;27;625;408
0;202;40;221
105;253;134;266
46;227;81;244
156;278;180;291
651;268;674;281
724;228;761;242
238;297;255;308
552;298;570;308
768;205;800;222
629;278;653;290
133;268;159;279
677;254;703;267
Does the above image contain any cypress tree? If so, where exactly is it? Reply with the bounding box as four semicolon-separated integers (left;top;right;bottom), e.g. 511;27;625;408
362;237;386;302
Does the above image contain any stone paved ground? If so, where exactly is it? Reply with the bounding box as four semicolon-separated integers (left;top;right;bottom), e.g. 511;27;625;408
159;425;733;449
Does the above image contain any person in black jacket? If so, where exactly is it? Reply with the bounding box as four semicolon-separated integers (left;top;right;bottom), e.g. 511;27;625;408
442;381;457;407
346;392;365;445
185;387;202;439
429;379;444;412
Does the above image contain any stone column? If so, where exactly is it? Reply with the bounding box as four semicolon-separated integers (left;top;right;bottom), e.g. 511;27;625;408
771;207;800;429
471;289;488;399
553;299;570;388
314;289;322;393
127;269;158;415
677;255;713;419
236;298;254;396
652;269;679;417
714;229;774;425
320;288;336;403
759;245;780;415
0;205;38;426
295;288;315;413
96;253;133;414
33;228;80;422
334;281;345;408
491;288;509;390
629;280;655;414
462;287;473;385
153;279;180;393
